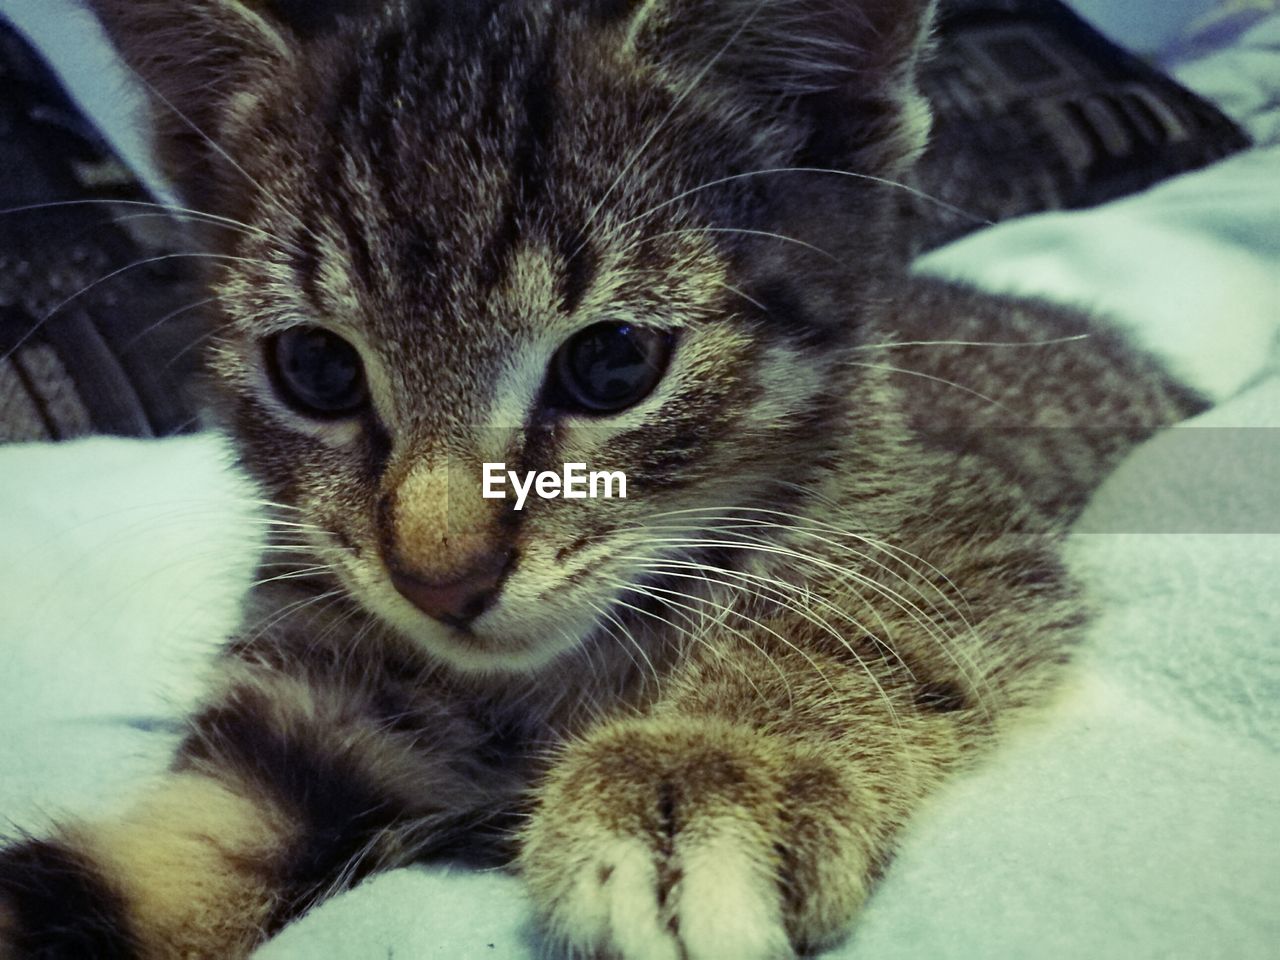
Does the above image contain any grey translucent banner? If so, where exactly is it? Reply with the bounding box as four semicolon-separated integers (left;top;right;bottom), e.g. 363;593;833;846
424;425;1280;536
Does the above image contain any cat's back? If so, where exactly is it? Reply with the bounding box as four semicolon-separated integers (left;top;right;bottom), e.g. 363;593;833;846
870;275;1208;515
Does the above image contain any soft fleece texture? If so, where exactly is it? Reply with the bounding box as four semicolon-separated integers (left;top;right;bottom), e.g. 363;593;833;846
2;3;1279;958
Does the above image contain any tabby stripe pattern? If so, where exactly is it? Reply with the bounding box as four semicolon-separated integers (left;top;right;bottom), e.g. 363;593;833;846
0;838;138;959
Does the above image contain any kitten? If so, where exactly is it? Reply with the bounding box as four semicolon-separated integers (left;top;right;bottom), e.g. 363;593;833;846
0;1;1205;958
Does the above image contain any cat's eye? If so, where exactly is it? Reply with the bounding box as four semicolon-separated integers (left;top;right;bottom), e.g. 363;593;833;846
266;326;369;418
550;322;673;414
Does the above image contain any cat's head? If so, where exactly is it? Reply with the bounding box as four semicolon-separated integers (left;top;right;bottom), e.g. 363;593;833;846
90;0;935;674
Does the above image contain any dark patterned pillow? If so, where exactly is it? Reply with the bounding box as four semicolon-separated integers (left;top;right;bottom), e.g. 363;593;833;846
0;1;1253;442
900;0;1252;255
0;21;205;443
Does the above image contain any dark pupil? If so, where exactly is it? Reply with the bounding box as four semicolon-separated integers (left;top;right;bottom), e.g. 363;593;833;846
569;325;655;406
279;328;363;412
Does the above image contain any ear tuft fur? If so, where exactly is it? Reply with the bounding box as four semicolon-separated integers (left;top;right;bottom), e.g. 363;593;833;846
84;0;296;200
624;0;937;174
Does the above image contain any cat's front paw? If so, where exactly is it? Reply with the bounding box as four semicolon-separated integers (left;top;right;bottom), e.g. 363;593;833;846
532;828;791;960
521;718;872;960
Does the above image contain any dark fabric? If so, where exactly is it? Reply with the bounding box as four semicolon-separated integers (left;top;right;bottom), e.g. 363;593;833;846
0;21;206;442
900;0;1252;255
0;2;1253;442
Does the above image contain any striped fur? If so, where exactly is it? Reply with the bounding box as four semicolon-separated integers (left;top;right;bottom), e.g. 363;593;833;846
1;2;1207;957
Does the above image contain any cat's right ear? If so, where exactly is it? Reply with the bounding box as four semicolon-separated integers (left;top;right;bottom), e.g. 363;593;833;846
84;0;296;202
604;0;938;177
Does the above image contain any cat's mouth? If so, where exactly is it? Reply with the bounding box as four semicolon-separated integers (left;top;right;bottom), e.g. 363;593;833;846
383;601;548;671
388;553;516;629
362;567;595;675
319;529;619;674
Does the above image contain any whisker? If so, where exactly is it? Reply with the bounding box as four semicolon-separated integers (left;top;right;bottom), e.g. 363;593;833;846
244;499;307;513
643;511;970;636
633;505;974;631
127;71;325;248
599;578;777;707
846;360;1017;415
118;297;219;354
613;166;993;237
161;328;236;373
1;252;273;366
615;519;992;712
716;280;768;312
0;198;296;250
250;566;337;589
854;335;1091;352
585;599;662;696
623;558;908;727
715;526;992;711
310;596;373;664
239;587;348;647
628;226;838;262
609;572;832;708
740;496;981;624
625;553;902;672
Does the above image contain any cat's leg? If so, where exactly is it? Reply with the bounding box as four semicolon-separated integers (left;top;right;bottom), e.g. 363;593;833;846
520;644;972;960
0;772;291;958
0;662;499;959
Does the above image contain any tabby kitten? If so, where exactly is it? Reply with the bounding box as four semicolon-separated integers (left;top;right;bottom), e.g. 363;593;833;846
0;1;1204;958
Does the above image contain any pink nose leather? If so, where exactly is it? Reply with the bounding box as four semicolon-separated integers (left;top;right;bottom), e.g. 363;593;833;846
391;552;511;627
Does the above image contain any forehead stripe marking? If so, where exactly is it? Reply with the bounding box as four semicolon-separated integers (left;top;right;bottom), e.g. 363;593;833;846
558;233;597;313
477;25;558;293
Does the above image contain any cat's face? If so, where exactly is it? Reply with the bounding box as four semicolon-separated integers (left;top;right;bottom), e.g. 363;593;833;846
91;0;934;673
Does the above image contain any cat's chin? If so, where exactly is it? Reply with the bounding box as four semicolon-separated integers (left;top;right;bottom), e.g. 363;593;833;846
408;621;571;676
367;597;585;677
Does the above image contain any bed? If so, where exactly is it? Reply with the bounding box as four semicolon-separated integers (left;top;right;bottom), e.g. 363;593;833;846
1;1;1277;957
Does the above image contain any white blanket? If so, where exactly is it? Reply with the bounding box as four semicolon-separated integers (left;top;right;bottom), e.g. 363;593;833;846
2;6;1279;958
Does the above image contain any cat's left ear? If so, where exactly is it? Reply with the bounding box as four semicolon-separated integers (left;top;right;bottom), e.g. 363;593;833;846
84;0;299;202
613;0;937;175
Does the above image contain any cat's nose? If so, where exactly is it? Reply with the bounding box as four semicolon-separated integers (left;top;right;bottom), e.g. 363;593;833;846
390;549;514;628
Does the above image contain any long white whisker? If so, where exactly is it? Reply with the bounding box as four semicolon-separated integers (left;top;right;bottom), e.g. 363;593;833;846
639;512;970;636
716;280;768;312
160;327;227;372
0;198;296;249
617;526;991;713
624;553;905;676
1;252;272;365
708;526;992;709
586;598;662;696
601;578;778;708
610;573;840;709
250;566;337;589
854;335;1090;352
118;297;219;354
684;499;981;624
846;360;1017;415
129;71;320;245
634;504;992;705
614;166;993;237
239;588;348;646
623;557;909;727
629;226;838;262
